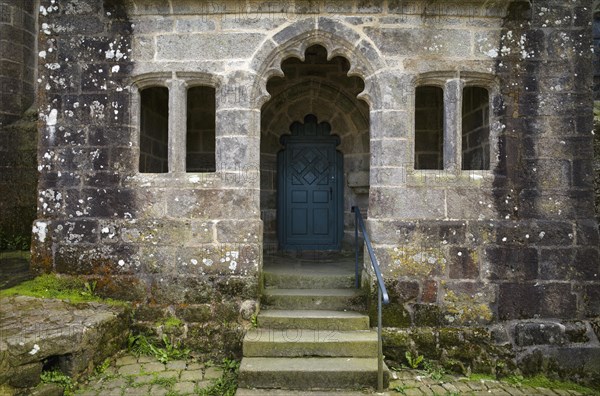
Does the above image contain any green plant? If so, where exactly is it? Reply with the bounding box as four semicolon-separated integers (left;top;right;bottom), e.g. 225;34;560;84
198;358;240;396
82;280;97;297
0;231;31;251
40;369;74;395
94;358;111;375
250;314;258;328
423;359;446;381
405;351;424;369
128;334;190;363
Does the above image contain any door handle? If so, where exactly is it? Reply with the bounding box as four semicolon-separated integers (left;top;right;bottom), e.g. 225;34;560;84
330;187;332;200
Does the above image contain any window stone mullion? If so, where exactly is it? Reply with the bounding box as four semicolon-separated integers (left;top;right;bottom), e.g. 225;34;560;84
168;78;187;173
444;78;463;171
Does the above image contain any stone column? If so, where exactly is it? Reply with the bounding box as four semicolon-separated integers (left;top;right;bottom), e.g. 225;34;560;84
444;78;463;172
167;78;187;173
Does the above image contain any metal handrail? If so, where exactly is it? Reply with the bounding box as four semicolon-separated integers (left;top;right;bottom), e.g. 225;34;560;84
351;206;389;392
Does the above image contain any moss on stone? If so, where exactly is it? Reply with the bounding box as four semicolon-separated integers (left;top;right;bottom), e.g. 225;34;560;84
387;246;446;278
0;274;128;306
443;290;493;325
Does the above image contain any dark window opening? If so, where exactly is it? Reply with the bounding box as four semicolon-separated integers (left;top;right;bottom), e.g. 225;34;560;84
186;86;216;172
461;86;490;170
139;87;169;173
415;86;444;169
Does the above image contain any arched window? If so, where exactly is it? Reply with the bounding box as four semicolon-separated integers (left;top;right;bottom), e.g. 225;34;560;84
413;73;496;172
139;87;169;173
133;73;218;174
186;86;216;172
462;86;490;170
415;86;444;170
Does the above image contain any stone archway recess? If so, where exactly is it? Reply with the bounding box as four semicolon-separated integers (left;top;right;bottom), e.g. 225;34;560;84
247;19;386;252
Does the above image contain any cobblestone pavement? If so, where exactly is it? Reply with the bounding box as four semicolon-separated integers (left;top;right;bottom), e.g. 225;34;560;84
69;351;596;396
73;353;224;396
387;370;590;396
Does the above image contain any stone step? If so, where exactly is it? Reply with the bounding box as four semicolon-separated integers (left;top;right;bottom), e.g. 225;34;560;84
243;328;377;357
237;357;389;390
262;289;365;311
258;309;370;331
263;266;355;289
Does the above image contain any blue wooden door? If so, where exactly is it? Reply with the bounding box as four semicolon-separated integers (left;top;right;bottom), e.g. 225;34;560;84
277;115;343;251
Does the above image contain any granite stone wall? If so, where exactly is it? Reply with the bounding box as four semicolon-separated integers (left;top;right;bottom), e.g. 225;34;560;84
30;0;600;377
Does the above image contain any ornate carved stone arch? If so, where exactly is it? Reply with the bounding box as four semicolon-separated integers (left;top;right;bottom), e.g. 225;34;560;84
247;17;386;109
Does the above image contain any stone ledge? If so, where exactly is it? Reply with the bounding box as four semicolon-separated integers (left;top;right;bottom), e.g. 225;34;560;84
0;296;130;392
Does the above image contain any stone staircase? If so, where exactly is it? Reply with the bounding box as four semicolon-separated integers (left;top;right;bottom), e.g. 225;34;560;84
237;256;389;392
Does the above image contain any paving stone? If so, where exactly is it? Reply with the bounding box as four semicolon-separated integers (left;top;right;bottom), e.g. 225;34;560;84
180;369;203;382
441;382;459;393
150;386;169;396
155;370;179;379
118;364;143;376
186;362;204;370
102;377;127;389
196;380;212;389
137;356;156;363
173;381;196;394
143;362;167;372
132;374;154;384
203;366;222;380
115;355;138;366
166;360;187;370
123;384;151;394
402;387;425;396
429;384;447;394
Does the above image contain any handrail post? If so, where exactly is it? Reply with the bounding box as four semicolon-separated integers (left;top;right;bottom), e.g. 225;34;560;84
354;207;359;289
377;286;383;393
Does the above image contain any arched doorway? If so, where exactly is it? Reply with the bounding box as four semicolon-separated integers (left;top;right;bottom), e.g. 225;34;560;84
277;114;343;250
260;44;369;253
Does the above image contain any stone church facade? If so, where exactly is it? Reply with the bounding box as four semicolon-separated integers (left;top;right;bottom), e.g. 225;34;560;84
1;0;599;384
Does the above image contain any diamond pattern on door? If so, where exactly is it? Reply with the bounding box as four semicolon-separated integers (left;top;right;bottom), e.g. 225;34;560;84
291;148;329;187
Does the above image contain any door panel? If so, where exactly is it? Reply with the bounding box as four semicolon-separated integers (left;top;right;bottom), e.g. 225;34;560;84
278;137;343;250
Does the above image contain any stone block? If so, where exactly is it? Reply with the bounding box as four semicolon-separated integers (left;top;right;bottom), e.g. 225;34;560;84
165;188;259;220
442;282;495;325
174;243;261;276
370;110;412;139
363;27;471;58
514;322;566;346
376;245;446;279
216;136;260;172
540;283;577;318
483;246;538;281
448;247;479;279
446;189;497;220
412;303;443;326
581;285;600;317
370;139;410;167
156;33;265;60
215;219;262;244
54;243;140;275
369;187;445;219
132;35;155;61
8;362;42;388
51;219;99;244
564;321;589;343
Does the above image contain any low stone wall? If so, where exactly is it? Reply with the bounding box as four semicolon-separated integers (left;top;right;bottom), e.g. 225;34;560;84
383;319;600;388
0;296;130;395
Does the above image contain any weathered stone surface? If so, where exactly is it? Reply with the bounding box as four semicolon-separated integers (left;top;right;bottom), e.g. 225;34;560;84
0;296;129;391
514;322;567;346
